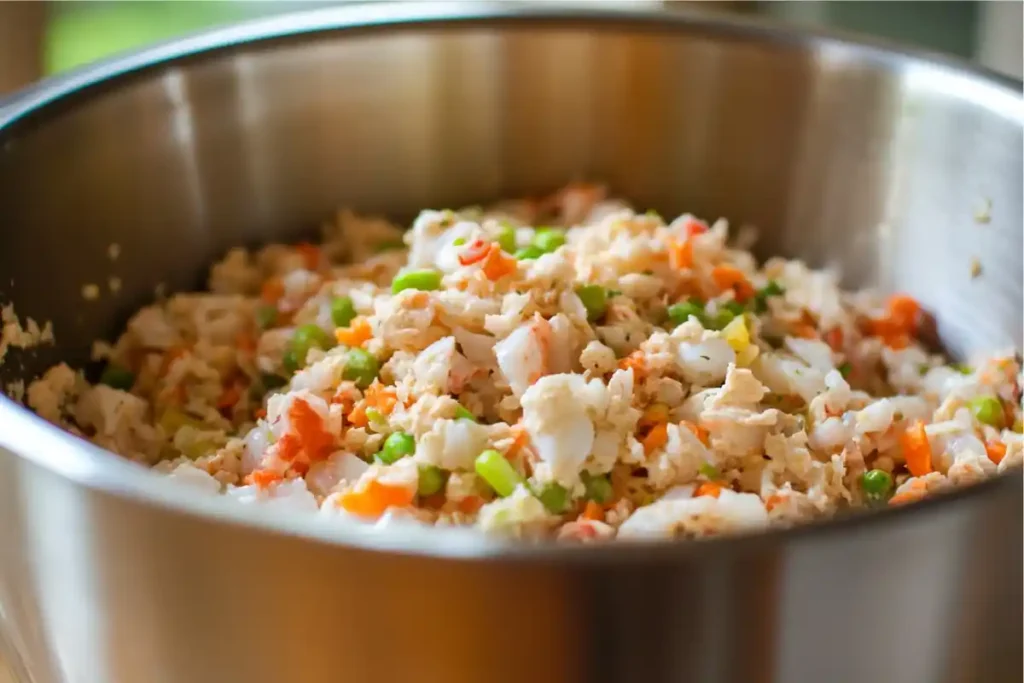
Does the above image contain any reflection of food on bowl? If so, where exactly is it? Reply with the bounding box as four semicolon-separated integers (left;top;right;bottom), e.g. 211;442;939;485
23;183;1022;541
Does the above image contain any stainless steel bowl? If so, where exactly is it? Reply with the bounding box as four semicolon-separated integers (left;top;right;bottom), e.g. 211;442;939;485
0;5;1021;683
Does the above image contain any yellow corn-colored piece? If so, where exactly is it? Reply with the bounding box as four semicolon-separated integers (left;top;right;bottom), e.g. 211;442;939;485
722;315;750;352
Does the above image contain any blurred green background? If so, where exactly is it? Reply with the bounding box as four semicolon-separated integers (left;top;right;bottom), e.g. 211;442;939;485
39;1;1002;75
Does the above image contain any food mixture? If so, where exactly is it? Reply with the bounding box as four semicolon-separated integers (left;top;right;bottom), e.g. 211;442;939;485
26;184;1023;541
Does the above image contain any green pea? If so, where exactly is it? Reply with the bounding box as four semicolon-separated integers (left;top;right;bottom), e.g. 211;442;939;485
474;449;524;497
581;472;613;504
860;469;894;501
255;304;278;330
704;307;736;331
968;396;1005;428
99;363;134;391
454;404;477;422
330;296;357;328
365;407;384;425
392;269;442;294
291;323;335;366
418;465;447;497
281;348;299;374
576;285;608;322
342;348;379;389
514;245;545;260
532;228;565;253
496;223;517;253
379;431;415;465
721;300;746;316
667;299;705;326
536;483;570;514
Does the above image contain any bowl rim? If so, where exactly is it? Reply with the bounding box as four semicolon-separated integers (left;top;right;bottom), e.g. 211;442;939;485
0;1;1020;563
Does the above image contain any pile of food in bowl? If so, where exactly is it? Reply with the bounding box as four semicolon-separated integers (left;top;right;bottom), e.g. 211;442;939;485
23;183;1022;541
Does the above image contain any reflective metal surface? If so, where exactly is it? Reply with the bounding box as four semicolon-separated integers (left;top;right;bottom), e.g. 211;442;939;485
0;4;1020;683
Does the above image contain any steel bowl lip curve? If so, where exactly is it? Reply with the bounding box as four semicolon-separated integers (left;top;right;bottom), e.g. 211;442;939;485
0;1;1020;562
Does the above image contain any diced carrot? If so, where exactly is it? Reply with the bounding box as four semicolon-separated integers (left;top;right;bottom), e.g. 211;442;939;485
246;469;283;488
335;317;373;347
640;403;670;427
886;294;921;331
683;218;708;238
458;239;491;266
985;440;1007;465
764;493;786;511
339;480;415;518
618;350;647;380
347;402;369;428
296;242;321;271
364;382;399;416
482;245;517;280
792;322;819;339
667;237;694;270
642;423;669;455
236;332;257;355
507;423;530;457
900;420;933;476
216;382;243;412
457;495;485;515
823;327;844;352
582;500;604;521
711;265;756;303
260;277;285;304
277;397;334;465
680;420;710;446
695;481;723;498
254;407;267;420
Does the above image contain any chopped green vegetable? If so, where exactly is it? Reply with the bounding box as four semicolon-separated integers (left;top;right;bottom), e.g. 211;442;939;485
514;245;545;260
342;348;379;389
860;469;894;501
722;300;746;316
291;323;335;366
496;223;517;253
392;269;442;294
968;396;1005;428
417;465;446;496
536;483;570;514
330;296;357;328
365;407;384;425
581;472;613;504
379;431;415;464
99;363;134;391
698;462;721;480
838;362;852;378
260;373;288;390
532;228;565;253
576;285;609;322
454;404;477;422
645;209;662;220
374;239;406;253
753;280;786;312
452;237;466;247
667;299;705;326
951;363;972;375
255;304;278;330
474;449;524;497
